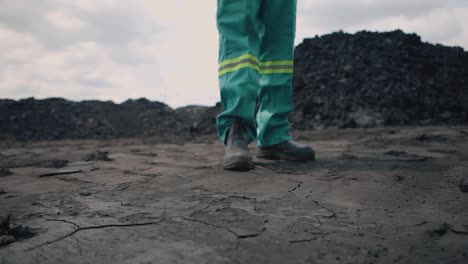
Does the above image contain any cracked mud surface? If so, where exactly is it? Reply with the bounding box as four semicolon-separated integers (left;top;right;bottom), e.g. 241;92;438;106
1;127;468;264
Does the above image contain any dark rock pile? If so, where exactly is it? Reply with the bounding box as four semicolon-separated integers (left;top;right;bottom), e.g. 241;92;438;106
0;98;188;140
1;30;467;140
0;97;220;141
292;30;468;129
175;103;221;136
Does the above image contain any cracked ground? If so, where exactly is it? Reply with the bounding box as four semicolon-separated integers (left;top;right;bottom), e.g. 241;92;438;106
1;127;468;264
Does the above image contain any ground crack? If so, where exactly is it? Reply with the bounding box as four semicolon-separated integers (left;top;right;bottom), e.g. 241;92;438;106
27;218;166;251
289;230;323;244
287;178;303;194
188;198;228;216
313;200;337;219
45;219;80;228
289;238;316;244
182;217;264;240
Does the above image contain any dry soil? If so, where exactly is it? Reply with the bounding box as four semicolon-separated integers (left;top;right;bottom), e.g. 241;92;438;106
1;127;468;264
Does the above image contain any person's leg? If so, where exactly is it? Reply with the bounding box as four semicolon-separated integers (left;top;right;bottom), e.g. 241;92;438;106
255;0;296;148
217;0;262;170
256;0;315;161
216;0;262;145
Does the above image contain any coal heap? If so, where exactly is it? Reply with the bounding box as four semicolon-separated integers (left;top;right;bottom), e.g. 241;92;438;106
292;30;468;129
0;98;191;140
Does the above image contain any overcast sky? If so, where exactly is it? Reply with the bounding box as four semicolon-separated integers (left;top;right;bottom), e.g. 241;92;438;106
1;0;467;108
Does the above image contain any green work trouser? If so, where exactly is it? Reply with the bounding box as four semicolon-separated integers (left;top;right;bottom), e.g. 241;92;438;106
216;0;297;147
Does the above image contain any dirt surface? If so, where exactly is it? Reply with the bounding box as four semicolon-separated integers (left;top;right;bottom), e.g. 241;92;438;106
1;126;468;264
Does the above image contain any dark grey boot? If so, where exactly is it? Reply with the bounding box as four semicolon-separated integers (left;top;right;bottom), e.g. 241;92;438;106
256;141;315;162
223;120;254;171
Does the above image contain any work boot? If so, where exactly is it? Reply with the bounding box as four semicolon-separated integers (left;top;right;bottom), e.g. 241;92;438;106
256;141;315;162
223;120;254;171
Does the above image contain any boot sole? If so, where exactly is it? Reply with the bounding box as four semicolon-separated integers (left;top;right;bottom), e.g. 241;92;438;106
256;149;315;162
223;156;254;171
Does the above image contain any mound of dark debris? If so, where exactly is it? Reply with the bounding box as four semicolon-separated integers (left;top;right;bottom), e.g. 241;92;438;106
1;30;467;141
0;97;220;141
0;98;190;141
292;30;468;129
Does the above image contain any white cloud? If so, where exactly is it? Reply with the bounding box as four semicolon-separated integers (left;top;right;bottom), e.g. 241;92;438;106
296;0;468;48
358;8;467;47
46;9;86;31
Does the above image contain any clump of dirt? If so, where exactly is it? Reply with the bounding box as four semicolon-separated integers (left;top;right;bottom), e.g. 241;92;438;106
459;179;468;193
32;159;69;168
384;150;429;160
0;213;35;247
427;223;451;239
0;168;13;177
83;151;113;161
426;223;468;239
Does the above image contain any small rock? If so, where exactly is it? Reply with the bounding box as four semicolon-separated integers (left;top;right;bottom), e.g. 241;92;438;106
459;179;468;193
416;134;430;142
368;249;381;258
83;151;113;162
9;224;35;239
0;168;13;177
394;175;405;182
0;212;35;247
384;150;429;161
0;213;11;231
338;153;358;160
427;223;450;238
385;150;408;157
0;235;15;247
32;159;69;168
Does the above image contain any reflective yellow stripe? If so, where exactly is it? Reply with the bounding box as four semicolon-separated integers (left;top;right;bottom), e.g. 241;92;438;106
218;58;258;72
218;62;260;76
260;68;294;74
219;66;293;76
259;60;293;66
218;54;259;68
218;54;293;76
